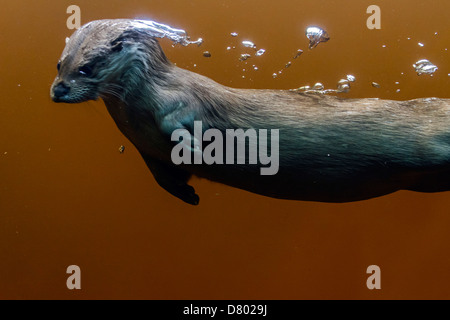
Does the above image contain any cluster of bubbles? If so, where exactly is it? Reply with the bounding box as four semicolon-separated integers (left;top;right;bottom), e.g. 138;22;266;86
413;59;438;75
291;75;356;94
238;40;266;64
273;26;329;79
131;20;203;46
224;34;268;78
272;50;303;78
162;19;442;91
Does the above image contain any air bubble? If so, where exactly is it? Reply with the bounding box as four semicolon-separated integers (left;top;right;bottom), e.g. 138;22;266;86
313;83;324;90
293;49;303;59
306;26;330;49
242;40;256;49
413;59;438;75
239;53;251;61
337;80;350;93
338;84;350;93
256;49;266;56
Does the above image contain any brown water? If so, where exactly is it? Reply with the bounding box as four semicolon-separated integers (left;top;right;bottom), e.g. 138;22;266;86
1;0;449;299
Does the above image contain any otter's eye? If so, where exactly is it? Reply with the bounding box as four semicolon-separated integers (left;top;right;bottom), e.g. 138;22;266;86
57;61;61;71
78;65;93;77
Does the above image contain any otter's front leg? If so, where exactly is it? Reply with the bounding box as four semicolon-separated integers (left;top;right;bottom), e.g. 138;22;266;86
140;153;199;205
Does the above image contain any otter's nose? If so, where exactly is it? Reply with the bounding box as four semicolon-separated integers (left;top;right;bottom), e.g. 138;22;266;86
53;82;70;98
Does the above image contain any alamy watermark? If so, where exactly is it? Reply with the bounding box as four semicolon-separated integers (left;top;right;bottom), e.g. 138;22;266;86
66;265;81;290
171;121;280;175
66;5;81;30
366;5;381;30
366;265;381;290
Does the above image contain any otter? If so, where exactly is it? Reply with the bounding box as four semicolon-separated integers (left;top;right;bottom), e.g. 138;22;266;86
51;19;450;205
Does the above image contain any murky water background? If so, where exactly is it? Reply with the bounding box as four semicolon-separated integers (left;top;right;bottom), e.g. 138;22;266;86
1;0;449;299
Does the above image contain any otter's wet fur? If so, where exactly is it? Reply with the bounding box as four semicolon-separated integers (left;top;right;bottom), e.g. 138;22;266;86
51;19;450;205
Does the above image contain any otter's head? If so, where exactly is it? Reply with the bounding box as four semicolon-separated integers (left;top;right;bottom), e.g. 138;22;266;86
50;19;173;103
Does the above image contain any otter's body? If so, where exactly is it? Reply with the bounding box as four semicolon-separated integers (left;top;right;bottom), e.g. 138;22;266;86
51;19;450;205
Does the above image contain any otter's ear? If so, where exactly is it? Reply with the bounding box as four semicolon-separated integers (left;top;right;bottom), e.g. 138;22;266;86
109;28;145;52
110;39;123;52
110;29;148;48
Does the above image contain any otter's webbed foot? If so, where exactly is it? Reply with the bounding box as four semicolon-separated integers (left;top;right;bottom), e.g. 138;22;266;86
140;154;199;205
167;182;199;205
